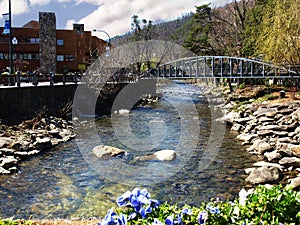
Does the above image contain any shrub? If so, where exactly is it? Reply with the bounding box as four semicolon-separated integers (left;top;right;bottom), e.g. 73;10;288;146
98;185;300;225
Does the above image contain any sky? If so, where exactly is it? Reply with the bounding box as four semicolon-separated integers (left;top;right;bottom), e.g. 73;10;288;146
0;0;230;40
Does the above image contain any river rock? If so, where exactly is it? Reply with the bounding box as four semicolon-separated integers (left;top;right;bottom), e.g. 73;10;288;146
93;145;126;159
245;166;280;184
272;131;289;137
265;111;277;118
250;139;273;154
237;133;257;143
287;144;300;157
154;150;176;161
224;111;240;124
278;108;294;115
0;156;18;168
231;123;244;132
0;167;11;174
34;137;52;150
256;130;273;137
264;150;282;162
233;117;255;125
258;117;275;123
0;137;14;148
279;157;300;167
257;125;283;131
253;161;284;171
59;129;75;141
0;148;15;156
135;150;176;162
288;177;300;189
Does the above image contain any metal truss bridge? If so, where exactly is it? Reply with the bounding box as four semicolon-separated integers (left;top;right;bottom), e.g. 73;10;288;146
150;56;299;79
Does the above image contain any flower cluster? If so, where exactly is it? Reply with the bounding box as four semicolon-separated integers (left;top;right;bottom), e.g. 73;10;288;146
99;188;160;225
98;185;299;225
98;208;127;225
117;187;160;219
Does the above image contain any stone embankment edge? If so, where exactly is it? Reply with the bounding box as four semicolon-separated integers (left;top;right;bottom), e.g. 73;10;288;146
220;94;300;189
0;116;75;175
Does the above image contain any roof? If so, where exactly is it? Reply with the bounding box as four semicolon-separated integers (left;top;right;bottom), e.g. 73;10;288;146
22;20;39;29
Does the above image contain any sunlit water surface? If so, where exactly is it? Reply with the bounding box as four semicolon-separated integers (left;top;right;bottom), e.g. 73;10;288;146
0;82;257;219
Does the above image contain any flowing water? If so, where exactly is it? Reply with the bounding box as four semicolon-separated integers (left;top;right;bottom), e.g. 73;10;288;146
0;82;258;219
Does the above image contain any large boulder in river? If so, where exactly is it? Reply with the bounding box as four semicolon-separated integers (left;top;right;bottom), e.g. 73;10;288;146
135;150;176;162
93;145;126;159
154;150;176;161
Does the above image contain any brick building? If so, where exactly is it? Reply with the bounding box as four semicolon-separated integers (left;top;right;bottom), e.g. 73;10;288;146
0;12;110;74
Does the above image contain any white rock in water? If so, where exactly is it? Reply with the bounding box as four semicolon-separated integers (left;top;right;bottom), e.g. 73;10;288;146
114;109;130;115
154;150;176;161
93;145;126;158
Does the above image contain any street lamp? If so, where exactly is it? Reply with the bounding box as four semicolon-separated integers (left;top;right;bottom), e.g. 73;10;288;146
8;0;13;75
93;29;111;57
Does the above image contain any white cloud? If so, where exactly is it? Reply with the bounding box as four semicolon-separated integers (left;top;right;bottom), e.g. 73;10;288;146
29;0;52;6
73;0;202;37
0;0;30;15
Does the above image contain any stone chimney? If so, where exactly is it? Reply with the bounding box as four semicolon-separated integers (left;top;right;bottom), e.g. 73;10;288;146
39;12;56;73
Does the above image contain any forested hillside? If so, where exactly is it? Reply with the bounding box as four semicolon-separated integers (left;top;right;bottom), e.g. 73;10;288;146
111;13;193;46
112;0;299;73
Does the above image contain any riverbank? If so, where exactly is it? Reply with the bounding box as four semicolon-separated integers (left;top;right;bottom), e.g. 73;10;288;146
219;85;300;189
0;113;75;175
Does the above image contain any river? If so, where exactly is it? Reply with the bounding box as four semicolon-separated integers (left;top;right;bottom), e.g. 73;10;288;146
0;81;258;219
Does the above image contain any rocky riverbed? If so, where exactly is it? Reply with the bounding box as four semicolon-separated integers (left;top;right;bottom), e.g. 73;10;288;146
223;95;300;189
0;116;75;175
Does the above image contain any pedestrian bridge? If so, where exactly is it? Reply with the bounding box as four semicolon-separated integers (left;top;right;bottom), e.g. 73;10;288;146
147;56;299;79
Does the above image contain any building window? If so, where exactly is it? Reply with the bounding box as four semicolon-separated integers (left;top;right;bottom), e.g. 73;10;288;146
30;38;40;44
66;55;75;61
57;39;64;45
57;55;64;61
0;53;3;59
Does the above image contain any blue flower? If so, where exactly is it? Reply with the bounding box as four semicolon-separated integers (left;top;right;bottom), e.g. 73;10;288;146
197;211;208;224
127;212;137;220
116;188;160;219
206;205;220;214
165;215;174;225
117;214;127;225
117;191;132;207
150;198;160;208
99;208;117;225
152;218;164;225
182;208;192;215
139;205;152;218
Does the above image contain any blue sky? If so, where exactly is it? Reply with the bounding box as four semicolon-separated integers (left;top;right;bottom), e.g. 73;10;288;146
0;0;229;39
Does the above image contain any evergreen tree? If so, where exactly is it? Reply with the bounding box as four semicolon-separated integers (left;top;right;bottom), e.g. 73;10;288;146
184;4;216;55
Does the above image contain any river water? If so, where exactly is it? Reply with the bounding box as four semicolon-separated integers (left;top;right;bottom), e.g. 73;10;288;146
0;82;257;219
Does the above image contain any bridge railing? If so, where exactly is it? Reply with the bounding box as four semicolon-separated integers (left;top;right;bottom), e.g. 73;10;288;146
155;56;299;79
